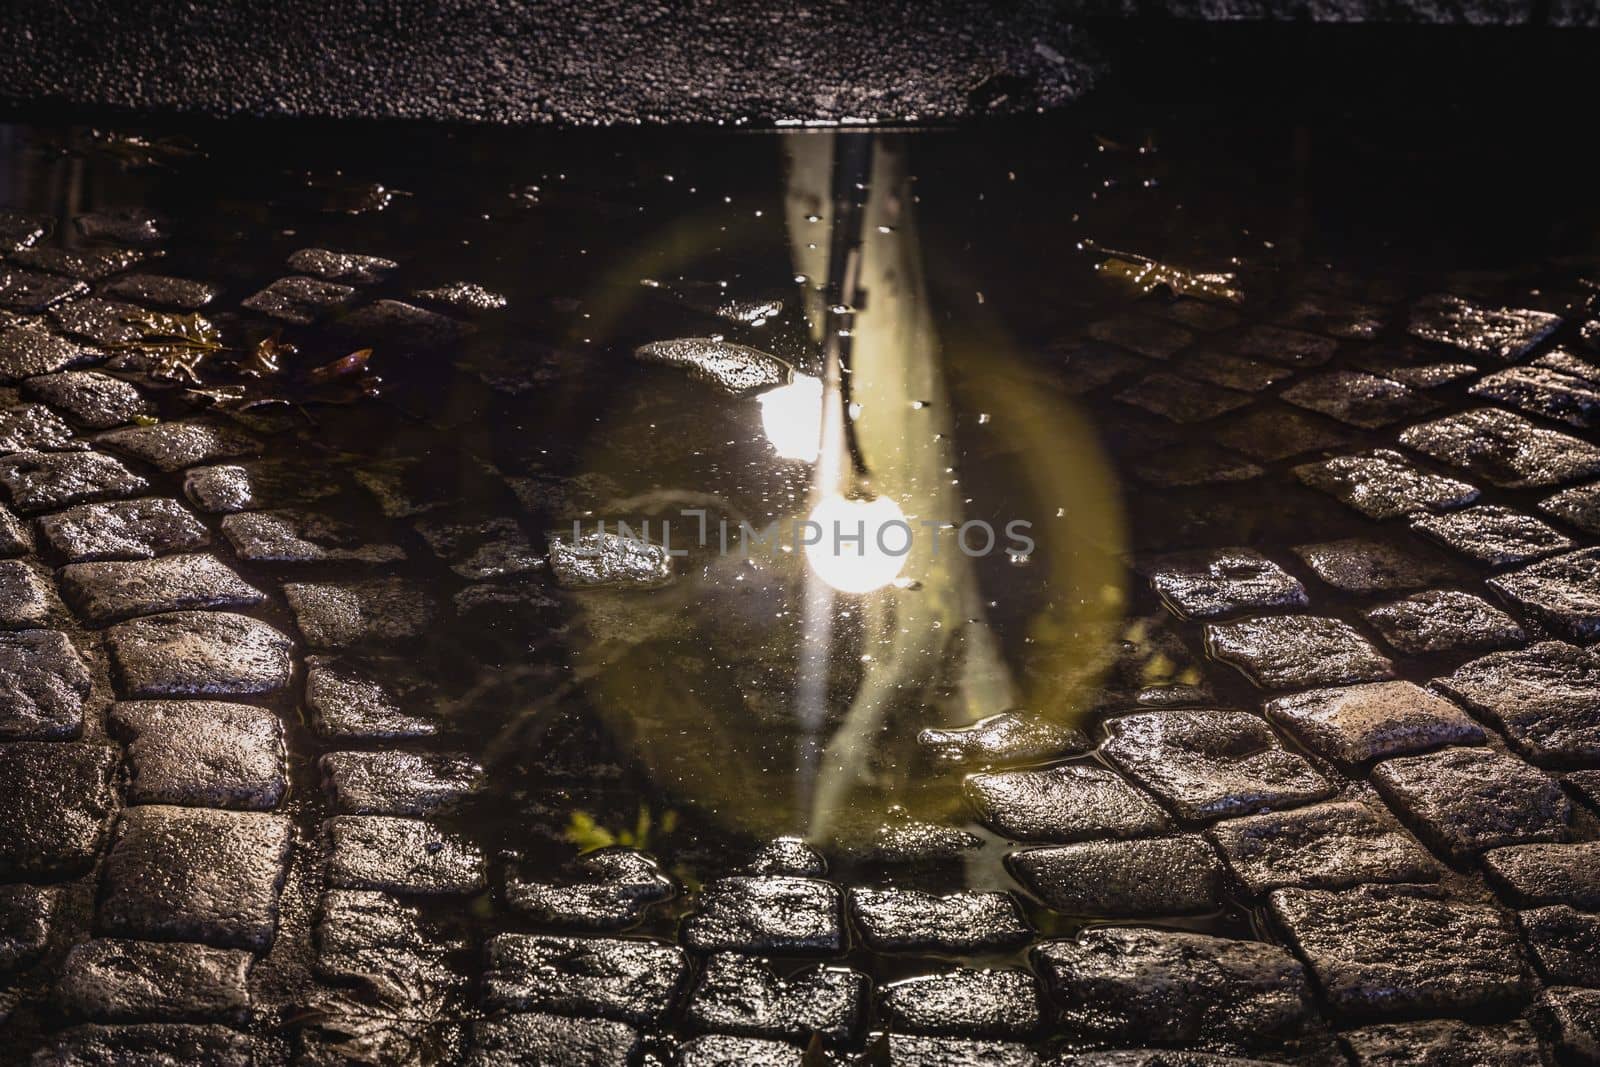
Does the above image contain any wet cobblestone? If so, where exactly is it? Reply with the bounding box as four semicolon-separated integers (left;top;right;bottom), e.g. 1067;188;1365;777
3;121;1600;1067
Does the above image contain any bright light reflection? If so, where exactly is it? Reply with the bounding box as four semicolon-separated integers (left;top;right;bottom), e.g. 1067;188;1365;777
756;374;823;462
804;494;910;594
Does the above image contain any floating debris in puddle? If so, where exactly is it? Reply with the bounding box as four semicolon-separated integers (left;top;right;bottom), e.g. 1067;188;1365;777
104;311;224;384
633;337;792;396
75;211;166;244
1089;243;1244;305
311;178;411;214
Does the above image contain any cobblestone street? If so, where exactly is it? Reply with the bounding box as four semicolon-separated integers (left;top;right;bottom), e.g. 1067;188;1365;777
1;115;1600;1067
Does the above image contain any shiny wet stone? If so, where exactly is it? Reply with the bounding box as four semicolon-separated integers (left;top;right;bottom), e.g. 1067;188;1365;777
1490;547;1600;640
413;280;507;313
1363;589;1526;655
848;888;1031;952
185;460;344;513
36;497;208;562
320;750;480;815
838;812;984;865
0;741;117;878
1293;448;1478;519
677;1034;805;1067
1054;341;1147;394
287;248;397;284
1363;357;1478;389
1410;504;1573;566
1340;1020;1545;1066
33;1023;262;1066
305;655;440;740
0;268;87;312
0;562;55;628
1209;799;1438;895
686;953;866;1044
1205;615;1394;689
879;968;1041;1039
0;505;28;556
1269;885;1524;1019
0;325;100;381
0;450;148;512
1545;987;1600;1065
24;370;152;429
1372;746;1569;858
9;246;143;280
1102;709;1334;822
1086;314;1194;360
102;274;219;310
98;805;292;950
682;876;843;954
548;529;672;589
747;837;827;876
1264;680;1483;768
964;764;1168;842
1518;905;1600;985
1145;547;1307;620
1115;372;1252;423
888;1034;1039;1067
1483;842;1600;908
1214;406;1352;462
241;275;356;324
1008;836;1220;916
1472;350;1600;429
0;883;56;971
467;1011;639;1067
484;934;686;1026
1032;928;1311;1050
285;578;438;649
1400;408;1600;489
1408;293;1560;361
507;847;675;930
107;611;293;697
60;553;265;624
110;700;285;810
54;938;252;1022
222;509;405;564
315;888;466;1010
50;297;159;346
1437;642;1600;766
97;420;261;472
1281;370;1438;428
0;403;82;453
415;515;540;579
917;711;1089;770
325;815;486;895
1540;480;1600;534
1292;537;1454;595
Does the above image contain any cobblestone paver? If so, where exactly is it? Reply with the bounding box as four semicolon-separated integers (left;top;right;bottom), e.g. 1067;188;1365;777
3;130;1600;1067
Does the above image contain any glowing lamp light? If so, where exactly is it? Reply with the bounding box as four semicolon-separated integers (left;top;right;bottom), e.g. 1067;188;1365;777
756;375;824;462
804;493;910;594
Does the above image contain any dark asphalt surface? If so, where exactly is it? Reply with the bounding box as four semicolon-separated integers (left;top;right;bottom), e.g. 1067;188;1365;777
0;0;1098;127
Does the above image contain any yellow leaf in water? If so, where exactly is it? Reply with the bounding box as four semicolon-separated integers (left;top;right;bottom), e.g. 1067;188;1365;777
1092;244;1244;305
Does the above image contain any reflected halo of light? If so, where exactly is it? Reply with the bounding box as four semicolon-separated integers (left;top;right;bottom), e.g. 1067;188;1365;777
756;374;823;461
803;493;910;594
